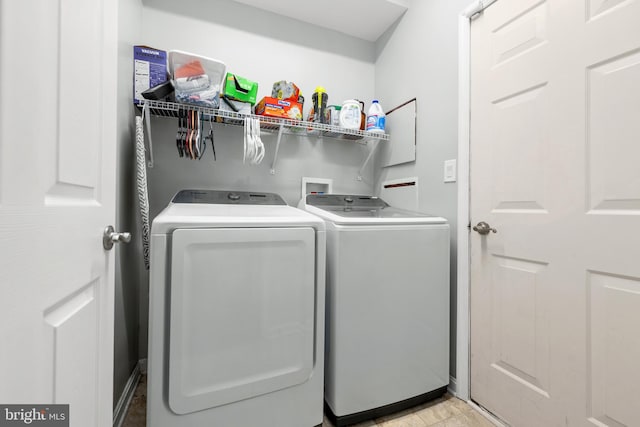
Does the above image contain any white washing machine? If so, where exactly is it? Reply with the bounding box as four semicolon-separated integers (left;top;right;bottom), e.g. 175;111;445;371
299;194;450;426
148;190;326;427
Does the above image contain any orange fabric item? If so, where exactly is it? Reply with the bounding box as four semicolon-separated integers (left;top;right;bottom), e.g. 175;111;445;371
174;60;205;78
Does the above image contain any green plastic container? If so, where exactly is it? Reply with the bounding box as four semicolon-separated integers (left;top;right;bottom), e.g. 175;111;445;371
223;73;259;105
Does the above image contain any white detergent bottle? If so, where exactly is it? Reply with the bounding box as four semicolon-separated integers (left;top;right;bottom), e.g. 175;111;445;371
339;99;362;129
366;99;385;133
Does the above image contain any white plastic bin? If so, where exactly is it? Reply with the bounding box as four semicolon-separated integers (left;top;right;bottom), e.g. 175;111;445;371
168;50;226;108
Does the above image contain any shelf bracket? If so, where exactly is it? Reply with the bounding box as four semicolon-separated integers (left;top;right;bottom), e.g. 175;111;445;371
142;102;154;168
270;123;285;175
357;139;380;181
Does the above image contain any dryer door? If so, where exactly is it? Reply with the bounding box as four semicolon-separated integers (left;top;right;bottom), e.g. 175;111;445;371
168;227;316;414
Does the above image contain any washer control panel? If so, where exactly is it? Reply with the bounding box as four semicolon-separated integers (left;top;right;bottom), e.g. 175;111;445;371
306;194;387;208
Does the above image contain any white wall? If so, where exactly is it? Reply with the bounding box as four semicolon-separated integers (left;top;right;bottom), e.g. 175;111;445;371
131;0;380;367
114;0;143;409
140;0;378;212
374;0;471;381
113;0;468;405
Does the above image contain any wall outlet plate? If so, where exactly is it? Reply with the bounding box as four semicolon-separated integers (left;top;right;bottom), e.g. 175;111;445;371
444;159;457;183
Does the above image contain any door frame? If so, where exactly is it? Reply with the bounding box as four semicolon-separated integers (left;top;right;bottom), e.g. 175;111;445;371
455;0;498;403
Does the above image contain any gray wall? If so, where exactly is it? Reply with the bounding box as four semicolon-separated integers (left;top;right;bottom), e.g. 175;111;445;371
137;0;380;363
114;0;143;409
146;120;377;214
140;0;379;210
113;0;469;408
373;0;470;380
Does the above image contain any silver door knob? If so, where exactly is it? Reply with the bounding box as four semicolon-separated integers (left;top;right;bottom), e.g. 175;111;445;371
473;221;497;235
103;225;132;250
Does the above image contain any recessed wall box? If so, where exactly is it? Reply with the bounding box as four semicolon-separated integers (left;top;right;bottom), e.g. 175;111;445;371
301;177;333;198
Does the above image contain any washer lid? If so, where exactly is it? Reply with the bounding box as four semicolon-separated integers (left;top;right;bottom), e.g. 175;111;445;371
302;194;447;225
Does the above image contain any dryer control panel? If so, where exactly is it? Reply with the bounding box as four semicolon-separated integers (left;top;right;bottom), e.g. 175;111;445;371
172;189;287;205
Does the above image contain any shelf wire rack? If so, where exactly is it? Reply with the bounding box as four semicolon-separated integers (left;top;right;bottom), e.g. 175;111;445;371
141;100;389;142
139;99;388;178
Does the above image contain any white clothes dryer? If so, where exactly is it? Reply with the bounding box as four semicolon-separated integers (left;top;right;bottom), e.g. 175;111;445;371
148;190;326;427
299;194;450;426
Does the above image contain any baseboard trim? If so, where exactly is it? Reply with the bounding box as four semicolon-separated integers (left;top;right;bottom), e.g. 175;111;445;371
138;358;147;375
447;375;457;396
113;362;142;427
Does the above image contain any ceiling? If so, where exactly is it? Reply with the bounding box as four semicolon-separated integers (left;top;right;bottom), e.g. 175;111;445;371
228;0;409;42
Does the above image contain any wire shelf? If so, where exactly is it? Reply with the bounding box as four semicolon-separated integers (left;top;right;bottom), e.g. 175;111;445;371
140;99;390;143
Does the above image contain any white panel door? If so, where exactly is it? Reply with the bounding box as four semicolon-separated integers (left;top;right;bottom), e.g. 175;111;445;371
470;0;640;426
0;1;117;426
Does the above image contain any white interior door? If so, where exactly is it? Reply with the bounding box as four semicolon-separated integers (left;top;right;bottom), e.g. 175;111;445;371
0;1;118;426
470;0;640;426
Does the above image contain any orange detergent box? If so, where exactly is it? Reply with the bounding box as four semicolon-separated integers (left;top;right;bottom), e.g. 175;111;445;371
255;96;303;120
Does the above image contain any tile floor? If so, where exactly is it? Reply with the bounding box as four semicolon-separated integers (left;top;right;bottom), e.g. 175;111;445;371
123;376;494;427
122;375;146;427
